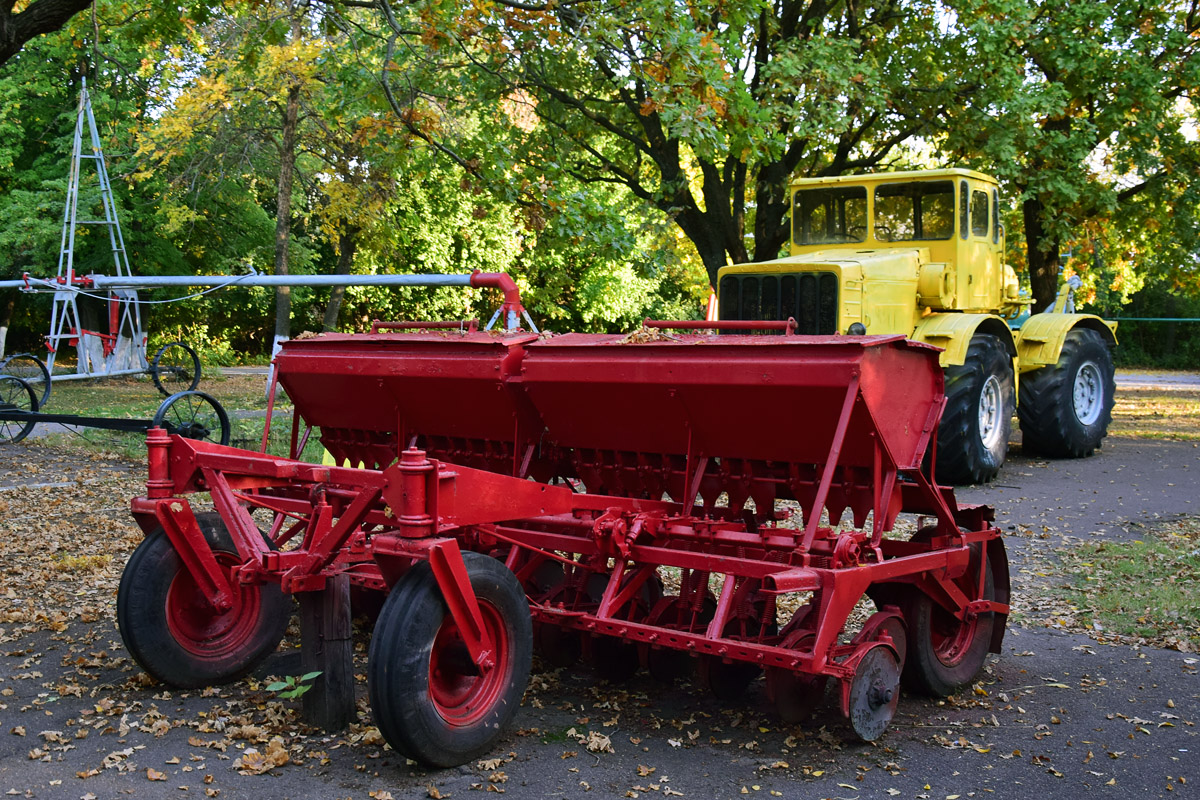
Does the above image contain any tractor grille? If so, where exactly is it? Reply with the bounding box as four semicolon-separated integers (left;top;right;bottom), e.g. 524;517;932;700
719;272;839;334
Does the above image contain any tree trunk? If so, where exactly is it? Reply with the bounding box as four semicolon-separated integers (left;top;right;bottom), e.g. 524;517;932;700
0;290;14;360
322;228;358;331
272;80;301;341
1022;195;1061;313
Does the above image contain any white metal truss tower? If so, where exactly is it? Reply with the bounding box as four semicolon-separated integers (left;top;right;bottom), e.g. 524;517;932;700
46;78;148;377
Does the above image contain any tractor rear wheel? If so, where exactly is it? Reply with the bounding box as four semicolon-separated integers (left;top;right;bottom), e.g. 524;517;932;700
1018;328;1115;458
936;333;1013;485
368;552;531;768
117;513;289;688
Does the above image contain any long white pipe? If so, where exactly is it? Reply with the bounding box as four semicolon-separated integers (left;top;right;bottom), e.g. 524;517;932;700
0;272;476;290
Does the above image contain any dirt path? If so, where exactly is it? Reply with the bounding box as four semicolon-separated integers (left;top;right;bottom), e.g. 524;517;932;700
0;438;1197;799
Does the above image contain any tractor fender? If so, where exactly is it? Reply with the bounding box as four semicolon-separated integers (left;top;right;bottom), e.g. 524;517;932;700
1013;313;1118;373
911;313;1016;368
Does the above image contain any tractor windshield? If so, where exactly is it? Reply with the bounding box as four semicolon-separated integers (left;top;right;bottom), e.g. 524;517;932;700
873;181;955;241
793;186;868;245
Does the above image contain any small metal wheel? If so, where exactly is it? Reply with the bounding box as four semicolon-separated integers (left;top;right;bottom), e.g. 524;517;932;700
152;391;230;445
0;353;51;408
765;631;827;724
534;570;605;668
117;513;290;687
0;375;37;444
644;593;715;683
369;552;532;768
152;341;201;396
699;590;774;701
848;645;902;742
591;573;660;682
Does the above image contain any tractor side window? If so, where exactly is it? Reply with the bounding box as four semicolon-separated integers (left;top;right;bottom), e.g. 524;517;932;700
972;190;989;237
793;186;867;245
874;181;954;241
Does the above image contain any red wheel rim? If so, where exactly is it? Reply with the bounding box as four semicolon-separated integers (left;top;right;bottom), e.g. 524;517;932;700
428;601;510;726
166;551;261;659
929;592;981;666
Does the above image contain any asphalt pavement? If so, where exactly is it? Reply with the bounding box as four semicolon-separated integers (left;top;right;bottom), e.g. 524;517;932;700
0;437;1197;799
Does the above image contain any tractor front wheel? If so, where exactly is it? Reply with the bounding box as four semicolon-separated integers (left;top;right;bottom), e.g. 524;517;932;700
117;513;289;688
1018;328;1115;458
936;334;1013;485
368;552;532;768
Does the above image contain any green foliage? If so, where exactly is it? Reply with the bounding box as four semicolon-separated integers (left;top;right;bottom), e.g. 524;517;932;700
266;671;322;700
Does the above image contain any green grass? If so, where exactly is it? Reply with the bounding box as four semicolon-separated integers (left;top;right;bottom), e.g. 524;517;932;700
37;371;282;417
23;369;331;463
1056;517;1200;650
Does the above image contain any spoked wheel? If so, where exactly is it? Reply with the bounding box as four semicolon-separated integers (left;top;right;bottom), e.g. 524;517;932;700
152;391;230;445
645;593;716;683
369;552;532;768
0;375;37;444
0;353;51;408
117;512;289;687
848;645;902;742
901;544;995;697
152;341;201;396
765;630;827;724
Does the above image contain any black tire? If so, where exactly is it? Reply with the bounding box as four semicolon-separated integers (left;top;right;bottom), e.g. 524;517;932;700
1018;328;1115;458
0;353;51;408
117;512;289;688
153;391;231;445
936;334;1013;485
368;552;532;768
901;548;995;697
152;341;201;396
0;375;37;444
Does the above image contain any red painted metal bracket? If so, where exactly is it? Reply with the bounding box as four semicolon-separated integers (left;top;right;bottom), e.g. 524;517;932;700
138;497;235;613
372;535;496;672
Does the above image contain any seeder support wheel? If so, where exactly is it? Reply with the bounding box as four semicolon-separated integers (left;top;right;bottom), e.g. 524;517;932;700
117;513;289;687
369;552;532;768
901;548;995;697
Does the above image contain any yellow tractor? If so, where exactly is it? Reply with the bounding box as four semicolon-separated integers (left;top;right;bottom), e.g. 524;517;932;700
716;168;1117;485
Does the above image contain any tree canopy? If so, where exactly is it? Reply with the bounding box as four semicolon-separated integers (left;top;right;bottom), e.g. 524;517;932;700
1;0;1198;358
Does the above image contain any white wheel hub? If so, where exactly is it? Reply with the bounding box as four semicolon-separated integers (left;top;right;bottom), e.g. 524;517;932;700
978;375;1004;451
1073;361;1104;426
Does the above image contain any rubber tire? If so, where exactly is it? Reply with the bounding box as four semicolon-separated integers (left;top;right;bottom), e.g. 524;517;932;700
368;552;532;768
1018;328;1115;458
117;513;289;688
936;334;1013;485
901;551;995;697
